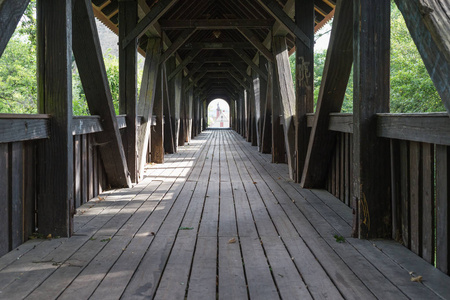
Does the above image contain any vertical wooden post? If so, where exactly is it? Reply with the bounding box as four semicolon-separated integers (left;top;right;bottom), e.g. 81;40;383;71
260;56;272;154
163;63;175;154
270;61;286;163
37;0;73;237
353;0;391;238
136;38;161;178
151;68;164;164
119;0;138;182
273;36;295;174
165;56;180;152
252;68;261;147
295;0;314;182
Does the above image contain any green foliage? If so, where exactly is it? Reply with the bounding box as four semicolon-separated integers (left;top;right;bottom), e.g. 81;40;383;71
389;2;444;112
290;2;444;114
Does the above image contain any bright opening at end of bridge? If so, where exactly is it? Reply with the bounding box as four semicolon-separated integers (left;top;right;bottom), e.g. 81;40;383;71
207;99;230;129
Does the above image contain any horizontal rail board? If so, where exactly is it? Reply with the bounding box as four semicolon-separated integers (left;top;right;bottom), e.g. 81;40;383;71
0;116;50;143
329;113;353;133
72;116;103;135
377;113;450;146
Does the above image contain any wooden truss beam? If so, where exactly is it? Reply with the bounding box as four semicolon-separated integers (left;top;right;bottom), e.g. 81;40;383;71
167;48;202;81
394;0;450;114
237;28;274;62
137;38;161;179
122;0;178;48
159;19;274;29
273;36;296;179
257;0;311;48
0;0;30;57
232;49;268;81
73;0;131;188
180;42;254;50
301;0;353;188
160;28;196;64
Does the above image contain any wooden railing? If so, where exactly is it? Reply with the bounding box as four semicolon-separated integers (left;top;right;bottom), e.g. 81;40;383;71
0;114;140;257
307;112;450;274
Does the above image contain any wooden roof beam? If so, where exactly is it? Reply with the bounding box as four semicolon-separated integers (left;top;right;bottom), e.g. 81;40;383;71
160;28;196;64
237;27;274;62
167;48;202;81
122;0;178;49
232;49;268;81
257;0;311;48
159;19;274;29
180;42;255;50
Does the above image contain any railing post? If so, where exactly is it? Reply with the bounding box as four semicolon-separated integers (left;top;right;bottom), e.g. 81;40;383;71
36;0;73;237
119;0;138;183
353;0;391;238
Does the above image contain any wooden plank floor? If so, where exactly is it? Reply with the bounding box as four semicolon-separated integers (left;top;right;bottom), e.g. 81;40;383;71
1;129;449;299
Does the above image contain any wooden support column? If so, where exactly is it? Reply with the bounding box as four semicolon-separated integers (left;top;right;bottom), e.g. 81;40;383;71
260;56;272;154
119;0;138;183
136;38;161;179
0;0;30;57
166;56;181;151
186;84;193;142
252;67;261;148
73;0;131;188
151;68;164;164
273;36;296;179
301;0;353;188
294;0;314;183
353;0;391;238
37;0;73;236
178;88;186;147
270;61;285;163
163;64;175;154
394;0;450;114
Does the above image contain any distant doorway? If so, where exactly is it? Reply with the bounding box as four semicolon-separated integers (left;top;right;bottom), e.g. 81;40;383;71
207;99;230;128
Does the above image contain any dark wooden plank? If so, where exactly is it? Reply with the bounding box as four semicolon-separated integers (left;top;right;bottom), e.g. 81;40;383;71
301;0;353;188
422;142;434;264
36;0;73;237
10;143;23;248
119;0;138;183
273;36;296;179
344;133;350;205
0;0;30;57
294;0;314;183
121;0;178;48
377;113;450;145
74;135;81;208
23;142;36;241
73;0;130;188
400;140;410;248
0;118;49;143
151;69;164;164
93;144;98;197
72;116;102;135
329;113;353;133
0;144;9;256
436;144;450;274
137;38;161;176
163;63;176;154
409;141;421;255
167;56;182;152
394;0;450;113
390;139;401;240
81;134;88;205
88;135;94;200
352;0;391;238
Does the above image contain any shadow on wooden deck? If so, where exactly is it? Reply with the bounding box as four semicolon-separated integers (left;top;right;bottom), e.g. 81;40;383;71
0;130;449;299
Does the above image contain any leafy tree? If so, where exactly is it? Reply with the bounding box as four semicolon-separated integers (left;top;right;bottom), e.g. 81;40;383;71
290;1;444;114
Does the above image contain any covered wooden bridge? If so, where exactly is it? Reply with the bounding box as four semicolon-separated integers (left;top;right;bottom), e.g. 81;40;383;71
0;0;450;299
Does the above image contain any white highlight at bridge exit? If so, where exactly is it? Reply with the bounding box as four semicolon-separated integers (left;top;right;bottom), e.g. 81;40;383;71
207;99;230;128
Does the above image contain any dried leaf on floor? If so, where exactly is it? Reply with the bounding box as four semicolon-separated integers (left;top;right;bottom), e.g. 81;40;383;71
411;275;423;283
228;238;236;244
